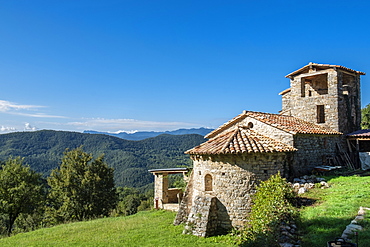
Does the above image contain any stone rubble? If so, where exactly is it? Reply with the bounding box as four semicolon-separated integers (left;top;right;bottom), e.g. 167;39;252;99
341;206;370;241
290;175;329;194
279;221;301;247
278;175;330;247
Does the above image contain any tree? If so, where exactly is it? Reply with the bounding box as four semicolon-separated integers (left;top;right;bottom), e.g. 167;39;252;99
362;103;370;129
47;147;117;223
0;157;44;235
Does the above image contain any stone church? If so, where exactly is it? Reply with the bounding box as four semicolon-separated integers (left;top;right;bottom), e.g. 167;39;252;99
169;62;366;237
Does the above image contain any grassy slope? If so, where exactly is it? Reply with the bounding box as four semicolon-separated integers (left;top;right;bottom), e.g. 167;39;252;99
0;210;235;247
299;175;370;247
1;174;369;247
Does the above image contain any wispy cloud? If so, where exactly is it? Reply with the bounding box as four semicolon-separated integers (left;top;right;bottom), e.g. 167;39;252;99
0;100;66;118
66;118;199;132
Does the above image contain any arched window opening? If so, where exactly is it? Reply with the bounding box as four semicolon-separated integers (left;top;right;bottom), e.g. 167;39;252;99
205;174;213;191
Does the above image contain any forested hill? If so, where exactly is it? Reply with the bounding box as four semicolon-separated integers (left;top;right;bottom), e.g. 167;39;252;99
0;130;206;189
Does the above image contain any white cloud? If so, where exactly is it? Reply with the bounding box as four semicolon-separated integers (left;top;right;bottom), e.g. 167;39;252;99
24;122;37;131
0;126;16;132
0;100;66;118
0;100;42;111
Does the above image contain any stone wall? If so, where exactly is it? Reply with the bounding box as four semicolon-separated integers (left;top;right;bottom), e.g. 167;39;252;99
282;68;361;135
292;134;340;176
153;173;168;208
212;116;294;146
175;152;291;233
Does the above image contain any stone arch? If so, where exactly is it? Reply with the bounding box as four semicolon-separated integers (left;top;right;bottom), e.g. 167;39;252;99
205;174;213;191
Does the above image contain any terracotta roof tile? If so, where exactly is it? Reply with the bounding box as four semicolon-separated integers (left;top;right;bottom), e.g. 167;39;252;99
285;62;365;78
186;127;296;155
206;111;341;139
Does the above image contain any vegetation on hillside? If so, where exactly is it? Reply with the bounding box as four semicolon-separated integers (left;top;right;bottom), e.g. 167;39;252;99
0;169;368;246
362;103;370;129
0;130;206;188
46;147;117;224
238;173;297;246
0;158;45;235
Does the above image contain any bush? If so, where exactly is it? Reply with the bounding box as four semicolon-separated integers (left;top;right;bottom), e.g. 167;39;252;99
240;172;297;246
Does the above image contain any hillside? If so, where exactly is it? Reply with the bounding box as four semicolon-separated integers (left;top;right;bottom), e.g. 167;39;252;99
83;127;213;140
0;174;368;246
0;210;234;246
0;130;206;188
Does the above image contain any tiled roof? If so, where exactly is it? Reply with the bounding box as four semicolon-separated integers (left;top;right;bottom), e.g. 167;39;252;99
285;62;365;78
206;111;342;139
347;129;370;138
186;127;296;155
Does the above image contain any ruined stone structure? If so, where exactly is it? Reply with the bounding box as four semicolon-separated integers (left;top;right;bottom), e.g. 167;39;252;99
148;168;189;211
171;63;365;237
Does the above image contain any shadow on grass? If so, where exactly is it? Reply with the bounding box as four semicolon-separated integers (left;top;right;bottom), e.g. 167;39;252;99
295;197;317;208
299;216;353;247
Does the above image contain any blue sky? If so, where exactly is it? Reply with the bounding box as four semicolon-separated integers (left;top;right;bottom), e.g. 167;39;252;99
1;0;369;133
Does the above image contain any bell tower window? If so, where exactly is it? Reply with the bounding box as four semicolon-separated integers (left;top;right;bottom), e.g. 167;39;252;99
317;105;325;123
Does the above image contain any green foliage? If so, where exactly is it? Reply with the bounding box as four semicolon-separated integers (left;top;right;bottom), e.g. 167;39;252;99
0;157;45;235
111;187;153;216
46;147;117;224
0;130;206;188
240;173;297;246
170;173;187;192
362;103;370;129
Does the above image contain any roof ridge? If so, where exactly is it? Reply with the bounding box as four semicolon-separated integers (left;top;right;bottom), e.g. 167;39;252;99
286;62;365;78
220;128;240;153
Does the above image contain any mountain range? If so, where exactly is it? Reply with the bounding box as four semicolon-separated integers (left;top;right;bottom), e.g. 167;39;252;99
0;130;207;190
83;127;213;140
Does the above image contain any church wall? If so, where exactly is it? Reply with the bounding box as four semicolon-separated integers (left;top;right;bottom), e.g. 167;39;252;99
241;117;294;146
292;134;340;176
183;152;290;230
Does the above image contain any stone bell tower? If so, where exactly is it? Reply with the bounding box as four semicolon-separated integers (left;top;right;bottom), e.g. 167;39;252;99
280;62;365;135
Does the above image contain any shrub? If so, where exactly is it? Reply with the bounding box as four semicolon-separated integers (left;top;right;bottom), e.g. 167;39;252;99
240;172;297;246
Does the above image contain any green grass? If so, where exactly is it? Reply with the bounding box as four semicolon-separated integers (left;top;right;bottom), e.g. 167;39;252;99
0;210;236;247
299;175;370;247
1;174;369;247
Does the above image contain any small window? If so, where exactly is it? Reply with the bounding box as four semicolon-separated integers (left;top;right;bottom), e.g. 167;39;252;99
247;122;254;129
317;105;325;123
205;174;213;191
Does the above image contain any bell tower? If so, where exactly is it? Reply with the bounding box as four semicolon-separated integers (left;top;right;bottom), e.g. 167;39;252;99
280;63;365;134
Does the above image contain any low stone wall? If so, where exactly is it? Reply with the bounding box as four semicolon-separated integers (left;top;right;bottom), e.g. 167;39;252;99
341;206;369;241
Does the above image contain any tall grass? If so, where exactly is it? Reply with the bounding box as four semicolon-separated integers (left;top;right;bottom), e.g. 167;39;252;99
299;175;370;247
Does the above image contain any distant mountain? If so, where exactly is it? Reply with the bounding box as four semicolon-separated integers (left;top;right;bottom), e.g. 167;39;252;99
83;127;213;141
0;130;206;190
